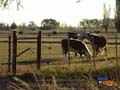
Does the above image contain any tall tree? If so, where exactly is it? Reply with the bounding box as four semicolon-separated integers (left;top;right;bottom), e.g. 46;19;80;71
103;3;111;32
40;18;60;30
10;22;17;29
0;22;5;30
80;19;91;31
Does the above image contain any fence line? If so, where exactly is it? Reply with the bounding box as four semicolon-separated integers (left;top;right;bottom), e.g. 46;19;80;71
3;31;42;75
0;30;120;75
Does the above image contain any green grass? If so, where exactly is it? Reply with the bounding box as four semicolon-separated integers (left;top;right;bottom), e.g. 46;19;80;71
0;32;120;77
0;32;120;89
0;42;119;62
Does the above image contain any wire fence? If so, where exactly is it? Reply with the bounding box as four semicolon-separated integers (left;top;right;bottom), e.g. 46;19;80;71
0;30;120;75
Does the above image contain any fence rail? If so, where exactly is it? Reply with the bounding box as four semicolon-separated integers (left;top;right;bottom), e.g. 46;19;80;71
0;30;120;76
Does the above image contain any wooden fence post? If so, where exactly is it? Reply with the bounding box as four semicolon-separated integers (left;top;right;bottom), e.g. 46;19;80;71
92;38;96;70
115;32;118;81
37;31;41;69
8;35;11;72
68;32;71;67
12;31;17;75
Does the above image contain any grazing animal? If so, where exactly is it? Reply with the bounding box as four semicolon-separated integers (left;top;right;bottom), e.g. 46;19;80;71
79;32;107;56
61;39;91;62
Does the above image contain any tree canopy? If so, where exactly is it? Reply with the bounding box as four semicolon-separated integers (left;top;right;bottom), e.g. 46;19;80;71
10;22;17;29
40;19;60;30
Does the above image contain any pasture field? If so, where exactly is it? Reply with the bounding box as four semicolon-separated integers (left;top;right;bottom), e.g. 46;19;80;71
0;42;120;65
0;31;120;89
0;31;120;72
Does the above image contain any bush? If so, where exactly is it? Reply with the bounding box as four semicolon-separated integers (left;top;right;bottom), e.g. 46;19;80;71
42;67;57;79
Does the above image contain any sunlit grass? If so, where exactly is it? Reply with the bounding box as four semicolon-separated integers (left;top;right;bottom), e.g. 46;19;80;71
0;32;120;76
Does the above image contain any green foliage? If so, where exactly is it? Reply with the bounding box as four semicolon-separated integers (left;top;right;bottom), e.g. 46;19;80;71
42;67;58;79
0;65;118;87
0;22;6;30
40;18;60;30
79;18;115;31
10;22;17;29
55;67;71;79
80;19;100;30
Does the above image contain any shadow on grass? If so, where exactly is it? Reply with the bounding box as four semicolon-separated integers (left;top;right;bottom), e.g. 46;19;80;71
94;56;120;62
1;58;64;65
1;56;120;65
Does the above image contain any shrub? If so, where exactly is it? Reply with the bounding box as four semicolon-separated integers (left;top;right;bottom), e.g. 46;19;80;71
42;67;57;79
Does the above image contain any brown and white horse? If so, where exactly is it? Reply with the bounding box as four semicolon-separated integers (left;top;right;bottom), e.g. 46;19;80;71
61;39;92;62
79;32;107;57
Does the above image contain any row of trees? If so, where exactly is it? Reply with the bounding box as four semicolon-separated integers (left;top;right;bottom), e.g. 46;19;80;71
0;18;60;30
0;22;17;30
0;18;116;31
79;18;115;32
0;0;120;32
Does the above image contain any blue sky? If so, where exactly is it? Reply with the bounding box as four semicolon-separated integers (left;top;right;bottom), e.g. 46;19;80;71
0;0;115;26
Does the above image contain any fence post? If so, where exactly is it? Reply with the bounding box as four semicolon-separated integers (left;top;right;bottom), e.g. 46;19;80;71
92;38;96;70
8;35;11;72
37;31;41;69
68;32;71;67
115;32;118;81
12;31;17;75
